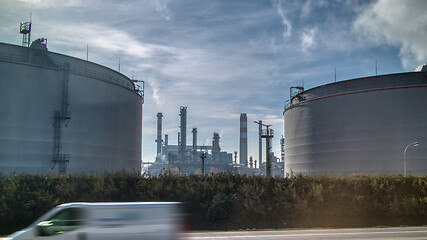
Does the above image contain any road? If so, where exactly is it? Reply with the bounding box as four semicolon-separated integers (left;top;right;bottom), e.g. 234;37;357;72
184;227;427;240
2;227;426;239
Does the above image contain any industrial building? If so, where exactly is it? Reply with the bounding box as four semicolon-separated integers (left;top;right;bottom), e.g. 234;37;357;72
146;107;233;176
284;68;427;176
147;109;286;177
0;34;144;174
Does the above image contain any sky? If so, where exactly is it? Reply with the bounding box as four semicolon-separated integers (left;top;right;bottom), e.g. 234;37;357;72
1;0;426;166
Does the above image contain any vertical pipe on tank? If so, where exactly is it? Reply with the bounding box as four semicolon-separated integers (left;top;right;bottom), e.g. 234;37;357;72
156;112;163;155
240;113;248;166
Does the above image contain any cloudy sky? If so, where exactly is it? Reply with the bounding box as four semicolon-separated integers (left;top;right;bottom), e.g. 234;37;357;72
1;0;426;165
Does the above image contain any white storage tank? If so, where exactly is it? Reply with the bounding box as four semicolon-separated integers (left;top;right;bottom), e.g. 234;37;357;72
0;41;143;174
284;70;427;176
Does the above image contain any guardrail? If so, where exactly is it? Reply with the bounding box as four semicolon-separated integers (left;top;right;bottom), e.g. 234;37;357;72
0;50;144;99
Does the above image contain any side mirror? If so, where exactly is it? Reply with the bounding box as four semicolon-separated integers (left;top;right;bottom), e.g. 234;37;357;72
37;221;55;236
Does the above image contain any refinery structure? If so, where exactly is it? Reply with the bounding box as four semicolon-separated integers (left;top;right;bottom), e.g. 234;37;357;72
147;107;233;176
284;68;427;176
0;21;144;175
146;108;285;177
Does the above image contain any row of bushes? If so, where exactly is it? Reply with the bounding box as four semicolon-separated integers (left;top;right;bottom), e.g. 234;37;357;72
0;173;426;235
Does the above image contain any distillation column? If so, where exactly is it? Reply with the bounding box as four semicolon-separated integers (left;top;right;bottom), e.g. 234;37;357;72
258;120;262;168
212;132;221;162
240;113;248;166
192;127;197;162
164;134;169;153
262;127;274;177
280;135;285;162
156;112;163;155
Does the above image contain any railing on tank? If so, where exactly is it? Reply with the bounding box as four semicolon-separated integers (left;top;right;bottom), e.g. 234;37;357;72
0;50;144;99
64;63;134;89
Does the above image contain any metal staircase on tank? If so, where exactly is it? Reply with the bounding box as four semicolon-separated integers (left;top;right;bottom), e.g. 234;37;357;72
52;63;71;174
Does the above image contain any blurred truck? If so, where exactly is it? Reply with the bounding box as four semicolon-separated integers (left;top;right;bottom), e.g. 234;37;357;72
6;202;184;240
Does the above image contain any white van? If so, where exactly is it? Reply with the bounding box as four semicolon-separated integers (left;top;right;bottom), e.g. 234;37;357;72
6;202;184;240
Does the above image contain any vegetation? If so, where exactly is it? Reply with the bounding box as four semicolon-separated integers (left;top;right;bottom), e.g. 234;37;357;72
0;173;426;235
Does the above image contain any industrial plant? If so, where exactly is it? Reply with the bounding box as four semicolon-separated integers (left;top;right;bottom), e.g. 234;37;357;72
146;109;285;177
0;21;144;175
284;67;427;176
146;107;233;176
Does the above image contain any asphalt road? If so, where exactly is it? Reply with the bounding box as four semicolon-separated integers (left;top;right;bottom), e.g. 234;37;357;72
2;227;426;239
184;227;427;240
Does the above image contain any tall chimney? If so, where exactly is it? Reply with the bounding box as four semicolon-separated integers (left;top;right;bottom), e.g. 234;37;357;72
212;132;221;162
179;106;187;162
156;112;163;155
239;113;248;166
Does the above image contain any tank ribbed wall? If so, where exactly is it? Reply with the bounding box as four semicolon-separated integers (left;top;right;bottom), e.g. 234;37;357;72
284;72;427;176
0;43;142;175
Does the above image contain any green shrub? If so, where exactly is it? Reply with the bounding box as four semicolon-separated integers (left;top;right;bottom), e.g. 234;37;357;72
0;173;426;235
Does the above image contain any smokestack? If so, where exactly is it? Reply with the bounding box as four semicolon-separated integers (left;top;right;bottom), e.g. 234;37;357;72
239;113;248;166
164;134;168;153
192;127;197;162
212;132;221;162
156;112;163;155
259;120;262;166
179;106;187;162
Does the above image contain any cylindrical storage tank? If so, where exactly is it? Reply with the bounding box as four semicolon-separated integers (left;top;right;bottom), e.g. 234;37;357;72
284;71;427;175
0;42;143;174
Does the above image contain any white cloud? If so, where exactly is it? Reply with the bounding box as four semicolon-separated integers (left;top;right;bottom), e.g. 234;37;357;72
301;27;317;53
16;0;83;7
274;0;292;41
153;0;173;21
353;0;427;70
301;0;328;19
